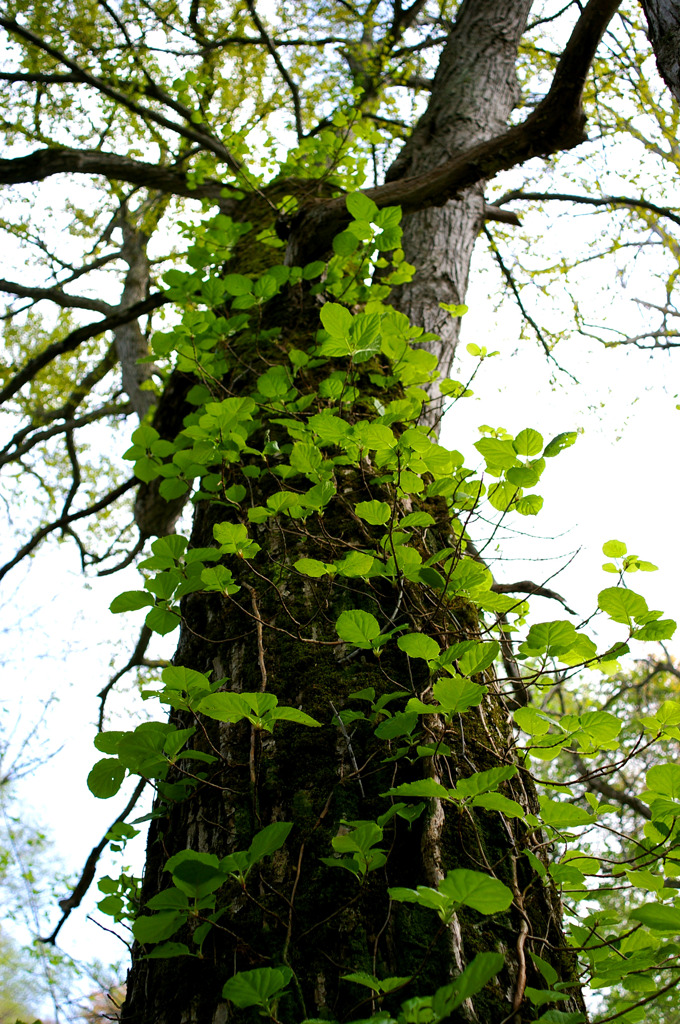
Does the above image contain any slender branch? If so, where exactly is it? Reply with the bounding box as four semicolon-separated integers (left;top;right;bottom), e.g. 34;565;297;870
571;754;651;819
0;477;136;582
0;403;128;468
482;225;555;362
41;777;147;944
98;624;154;729
483;203;521;226
496;188;680;228
0;70;82;83
491;580;577;615
0;293;168;406
244;0;303;138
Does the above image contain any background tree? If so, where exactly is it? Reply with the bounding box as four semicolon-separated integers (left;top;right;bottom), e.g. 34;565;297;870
1;2;680;1023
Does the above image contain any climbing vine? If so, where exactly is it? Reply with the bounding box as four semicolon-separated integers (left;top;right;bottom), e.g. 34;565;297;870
91;195;679;1024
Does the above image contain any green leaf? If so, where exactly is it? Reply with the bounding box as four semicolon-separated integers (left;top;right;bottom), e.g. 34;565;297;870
87;758;125;799
398;633;441;661
222;967;293;1008
272;706;322;727
355;499;392;525
110;590;155;613
439;868;514;914
513;428;543;456
200;566;240;594
341;972;382;992
223;273;253;295
143;942;192;959
320;302;353;338
602;539;627;557
471;793;525;819
453;766;517;798
439;302;468;317
629;903;680;931
399;511;435;528
646;763;680;799
516;494;544;516
197;691;250;723
166;851;227;898
383;778;450;800
474;437;518;470
436;952;505;1012
539;798;594;829
347;192;379;222
543;432;577;457
133;912;185;944
533;1013;585;1024
332;229;360;255
598;587;648;625
524;988;570;1007
408;677;486;715
336;609;381;649
294;557;332;578
145;606;181;636
152;535;188;559
374;712;418;739
249;822;293;864
514;706;552;736
290;442;323;479
520;621;579;657
632;618;676;641
334;551;375;577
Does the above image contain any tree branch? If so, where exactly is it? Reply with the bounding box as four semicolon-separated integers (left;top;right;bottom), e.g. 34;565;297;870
0;145;241;206
0;293;168;406
0;477;137;583
0;15;244;173
244;0;304;139
97;624;154;729
285;0;623;260
0;402;130;468
0;276;113;314
41;777;147;945
496;188;680;228
491;580;577;616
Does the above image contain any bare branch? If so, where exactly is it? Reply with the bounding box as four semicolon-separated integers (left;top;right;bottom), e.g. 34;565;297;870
483;203;521;225
97;624;154;729
0;402;130;468
496;188;680;228
244;0;303;139
572;754;651;819
0;477;137;583
491;580;577;615
42;777;147;944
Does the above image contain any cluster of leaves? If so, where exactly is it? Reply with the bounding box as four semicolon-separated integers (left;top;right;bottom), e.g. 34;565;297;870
84;194;680;1024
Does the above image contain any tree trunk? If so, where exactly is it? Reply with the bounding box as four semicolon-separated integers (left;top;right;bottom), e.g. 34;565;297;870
640;0;680;105
122;4;587;1021
387;0;533;385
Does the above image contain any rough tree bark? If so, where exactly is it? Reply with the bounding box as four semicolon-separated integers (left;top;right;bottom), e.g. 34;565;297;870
641;0;680;104
120;2;615;1021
